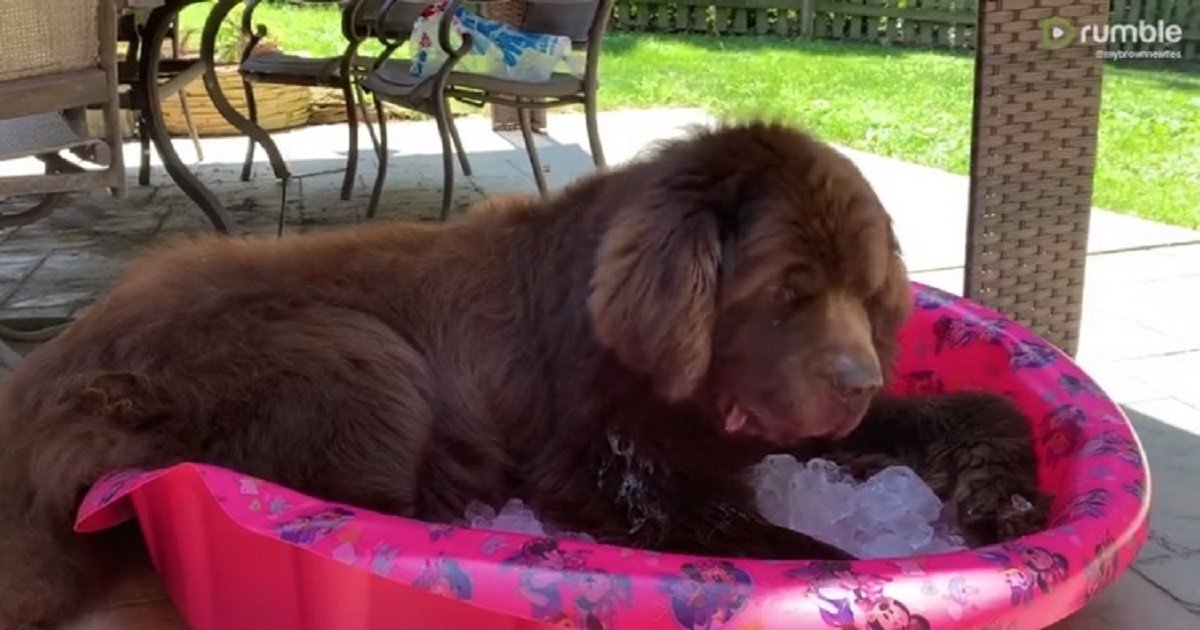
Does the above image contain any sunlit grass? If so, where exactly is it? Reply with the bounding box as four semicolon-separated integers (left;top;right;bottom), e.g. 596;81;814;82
178;5;1200;228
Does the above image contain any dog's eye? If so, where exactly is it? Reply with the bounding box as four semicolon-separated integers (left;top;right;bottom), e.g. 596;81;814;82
771;283;808;308
773;266;820;308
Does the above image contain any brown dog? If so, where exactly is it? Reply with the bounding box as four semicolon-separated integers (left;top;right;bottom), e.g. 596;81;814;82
0;122;1042;629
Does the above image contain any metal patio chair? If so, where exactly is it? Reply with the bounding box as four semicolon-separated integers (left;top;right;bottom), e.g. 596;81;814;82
362;0;612;220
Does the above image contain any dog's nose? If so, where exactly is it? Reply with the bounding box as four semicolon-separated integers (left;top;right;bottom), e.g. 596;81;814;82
828;355;883;402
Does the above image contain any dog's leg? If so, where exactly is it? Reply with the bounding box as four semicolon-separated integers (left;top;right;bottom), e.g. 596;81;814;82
801;392;1048;546
0;512;88;630
587;474;855;561
648;501;856;561
0;375;171;630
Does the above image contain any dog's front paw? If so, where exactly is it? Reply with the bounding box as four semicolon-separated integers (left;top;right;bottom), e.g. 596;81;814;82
704;516;857;561
950;439;1049;546
958;486;1050;547
657;507;858;561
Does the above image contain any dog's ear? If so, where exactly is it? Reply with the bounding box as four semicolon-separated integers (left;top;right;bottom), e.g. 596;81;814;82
866;223;912;382
588;191;722;403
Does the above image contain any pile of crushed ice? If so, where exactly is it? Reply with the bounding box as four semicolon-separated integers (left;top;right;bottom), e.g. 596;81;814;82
462;498;595;542
462;457;970;559
751;455;967;558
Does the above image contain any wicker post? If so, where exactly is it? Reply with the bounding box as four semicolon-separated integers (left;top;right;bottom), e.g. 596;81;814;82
965;0;1108;357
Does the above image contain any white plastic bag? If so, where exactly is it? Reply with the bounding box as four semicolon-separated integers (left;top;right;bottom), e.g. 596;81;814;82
409;2;579;84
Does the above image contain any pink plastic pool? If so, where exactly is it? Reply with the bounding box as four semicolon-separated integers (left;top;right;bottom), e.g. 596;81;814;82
75;282;1151;630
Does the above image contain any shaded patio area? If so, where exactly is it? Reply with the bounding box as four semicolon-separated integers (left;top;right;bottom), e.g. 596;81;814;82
7;105;1200;626
4;0;1196;626
3;109;1200;629
2;107;1197;332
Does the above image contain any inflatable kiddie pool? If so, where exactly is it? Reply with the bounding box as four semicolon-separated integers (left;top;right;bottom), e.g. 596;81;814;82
76;282;1151;630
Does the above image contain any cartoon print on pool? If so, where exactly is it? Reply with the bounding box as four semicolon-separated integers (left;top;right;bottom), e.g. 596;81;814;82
1124;478;1147;500
914;286;956;310
276;506;354;545
480;534;509;556
267;495;289;517
1039;405;1088;465
979;544;1069;606
1084;533;1121;603
1007;340;1059;370
238;477;259;496
332;527;360;566
663;560;753;629
922;575;981;621
573;568;634;629
1004;564;1038;607
369;542;400;577
427;523;457;543
785;562;880;626
785;562;929;630
1015;545;1070;594
413;556;474;600
932;314;1008;353
860;596;932;630
502;538;592;623
1050;488;1112;527
945;575;981;619
1081;431;1143;467
1058;372;1104;398
93;470;140;507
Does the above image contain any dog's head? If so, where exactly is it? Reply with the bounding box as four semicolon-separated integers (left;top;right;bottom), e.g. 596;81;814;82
588;122;911;446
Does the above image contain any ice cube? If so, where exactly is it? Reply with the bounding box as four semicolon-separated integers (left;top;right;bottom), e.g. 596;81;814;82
463;500;496;528
1011;493;1035;514
752;457;969;559
752;455;800;525
864;466;943;522
903;520;935;550
822;481;856;521
486;499;548;536
804;457;848;483
461;498;601;541
862;532;912;558
919;532;968;555
854;484;907;522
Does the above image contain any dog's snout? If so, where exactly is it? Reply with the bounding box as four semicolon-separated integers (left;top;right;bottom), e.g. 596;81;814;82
828;354;883;402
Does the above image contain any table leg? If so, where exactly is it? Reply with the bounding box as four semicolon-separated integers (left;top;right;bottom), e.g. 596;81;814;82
140;1;237;234
201;0;291;183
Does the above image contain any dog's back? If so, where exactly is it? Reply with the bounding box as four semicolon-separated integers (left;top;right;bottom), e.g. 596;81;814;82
0;212;545;629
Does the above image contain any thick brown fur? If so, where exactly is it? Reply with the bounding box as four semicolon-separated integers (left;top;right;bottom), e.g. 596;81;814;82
0;122;1043;629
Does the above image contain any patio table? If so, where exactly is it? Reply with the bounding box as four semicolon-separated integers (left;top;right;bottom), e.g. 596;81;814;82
118;0;283;235
195;0;294;195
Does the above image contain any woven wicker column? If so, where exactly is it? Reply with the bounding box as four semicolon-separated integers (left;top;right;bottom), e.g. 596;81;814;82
966;0;1108;357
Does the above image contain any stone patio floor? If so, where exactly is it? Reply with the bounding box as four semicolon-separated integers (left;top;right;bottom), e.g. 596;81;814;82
2;108;1199;628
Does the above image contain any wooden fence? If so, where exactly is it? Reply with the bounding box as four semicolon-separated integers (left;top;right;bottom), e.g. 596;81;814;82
610;0;1200;59
1109;0;1200;59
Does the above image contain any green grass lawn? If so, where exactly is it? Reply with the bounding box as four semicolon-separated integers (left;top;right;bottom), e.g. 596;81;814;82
179;4;1200;228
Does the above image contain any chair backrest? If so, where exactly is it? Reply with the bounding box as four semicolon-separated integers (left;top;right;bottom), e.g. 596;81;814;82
486;0;615;75
486;0;617;45
515;0;600;44
353;0;428;42
0;0;124;205
0;0;102;83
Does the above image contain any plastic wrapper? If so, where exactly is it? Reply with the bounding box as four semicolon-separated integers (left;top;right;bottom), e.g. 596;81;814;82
409;2;582;84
